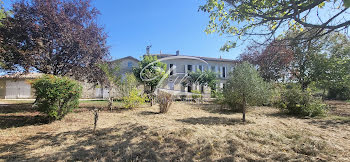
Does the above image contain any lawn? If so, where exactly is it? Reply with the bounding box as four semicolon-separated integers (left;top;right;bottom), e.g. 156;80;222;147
0;100;349;161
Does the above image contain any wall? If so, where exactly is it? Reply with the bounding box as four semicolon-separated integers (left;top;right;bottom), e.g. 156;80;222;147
0;80;5;99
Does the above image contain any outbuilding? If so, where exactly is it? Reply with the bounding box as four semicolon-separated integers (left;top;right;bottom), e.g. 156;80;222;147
0;73;42;99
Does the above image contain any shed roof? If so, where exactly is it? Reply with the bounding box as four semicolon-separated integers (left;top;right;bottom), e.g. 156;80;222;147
0;73;43;79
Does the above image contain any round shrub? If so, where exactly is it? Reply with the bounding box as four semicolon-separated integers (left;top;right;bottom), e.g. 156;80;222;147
32;75;82;120
123;88;148;108
277;85;327;117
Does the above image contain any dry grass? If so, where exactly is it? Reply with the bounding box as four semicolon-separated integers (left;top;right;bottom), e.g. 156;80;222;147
0;100;349;161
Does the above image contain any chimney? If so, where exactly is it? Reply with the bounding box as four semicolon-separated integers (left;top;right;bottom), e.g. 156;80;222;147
220;55;222;59
160;50;162;54
176;50;180;56
146;45;151;54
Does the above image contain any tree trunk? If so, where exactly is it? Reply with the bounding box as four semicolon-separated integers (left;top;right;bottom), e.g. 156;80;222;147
242;95;246;122
108;97;113;111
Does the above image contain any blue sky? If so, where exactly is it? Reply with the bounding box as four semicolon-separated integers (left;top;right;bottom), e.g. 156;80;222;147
3;0;247;60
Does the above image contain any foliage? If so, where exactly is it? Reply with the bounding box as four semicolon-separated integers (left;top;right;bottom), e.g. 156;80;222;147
239;41;294;81
32;75;82;120
118;72;139;99
223;62;270;121
328;86;350;101
0;0;109;83
200;0;350;51
191;90;202;101
183;70;217;90
157;91;173;113
283;30;324;90
123;88;148;109
310;33;350;99
133;55;167;94
277;85;327;117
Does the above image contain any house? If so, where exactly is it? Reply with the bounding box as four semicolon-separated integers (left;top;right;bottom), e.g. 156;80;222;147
0;52;236;99
145;51;236;97
0;56;139;99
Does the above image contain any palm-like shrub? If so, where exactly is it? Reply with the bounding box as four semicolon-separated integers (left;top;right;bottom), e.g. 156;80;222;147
157;91;173;113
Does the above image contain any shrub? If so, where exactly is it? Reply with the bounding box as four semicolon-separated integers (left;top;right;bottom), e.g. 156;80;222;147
157;91;173;113
277;86;327;117
179;95;186;101
191;90;202;102
32;75;82;120
214;91;242;112
327;86;350;100
123;88;148;108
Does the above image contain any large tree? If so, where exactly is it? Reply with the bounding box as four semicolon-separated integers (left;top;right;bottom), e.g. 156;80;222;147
0;0;109;82
200;0;350;51
239;40;294;82
133;55;167;105
310;33;350;99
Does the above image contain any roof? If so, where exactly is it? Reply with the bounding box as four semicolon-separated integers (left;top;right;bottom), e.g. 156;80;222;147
0;73;43;79
111;56;139;63
147;54;237;63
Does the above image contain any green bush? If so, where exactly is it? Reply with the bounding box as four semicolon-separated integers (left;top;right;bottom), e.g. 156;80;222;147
327;86;350;100
192;90;202;101
214;91;242;112
123;88;148;108
277;85;327;117
32;75;82;120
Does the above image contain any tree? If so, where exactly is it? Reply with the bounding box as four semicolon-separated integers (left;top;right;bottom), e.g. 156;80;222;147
133;55;167;105
286;30;324;90
310;33;350;99
98;62;121;110
0;0;109;82
239;41;294;82
224;62;269;122
0;0;10;69
182;70;218;92
118;72;139;99
200;0;350;51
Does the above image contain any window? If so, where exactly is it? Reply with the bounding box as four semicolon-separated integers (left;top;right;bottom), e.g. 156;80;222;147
187;65;192;73
211;66;215;72
169;64;173;75
128;62;133;68
222;67;226;78
187;85;192;92
199;65;203;72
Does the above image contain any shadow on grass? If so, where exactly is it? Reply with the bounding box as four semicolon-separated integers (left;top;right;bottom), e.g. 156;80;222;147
0;103;37;114
139;111;160;115
177;116;246;126
0;123;233;161
192;103;242;115
0;115;49;129
307;119;350;129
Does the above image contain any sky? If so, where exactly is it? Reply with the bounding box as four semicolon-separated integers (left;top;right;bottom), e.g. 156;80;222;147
3;0;246;60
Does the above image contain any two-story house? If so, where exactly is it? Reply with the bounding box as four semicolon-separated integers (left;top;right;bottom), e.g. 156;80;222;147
144;50;236;98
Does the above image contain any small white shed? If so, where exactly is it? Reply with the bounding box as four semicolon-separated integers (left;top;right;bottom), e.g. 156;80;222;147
0;73;42;99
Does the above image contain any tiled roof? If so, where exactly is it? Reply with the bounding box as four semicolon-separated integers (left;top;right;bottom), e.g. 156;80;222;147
0;73;43;79
148;54;237;63
111;56;139;63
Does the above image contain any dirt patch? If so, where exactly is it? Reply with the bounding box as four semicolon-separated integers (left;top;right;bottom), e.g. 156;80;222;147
0;102;349;161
